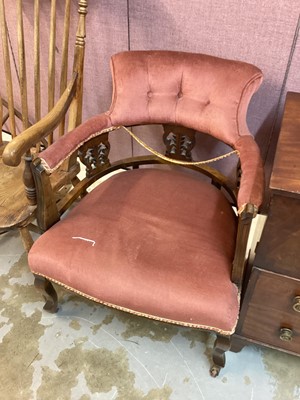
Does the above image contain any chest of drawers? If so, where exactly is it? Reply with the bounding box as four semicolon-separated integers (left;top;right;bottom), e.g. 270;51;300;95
232;91;300;356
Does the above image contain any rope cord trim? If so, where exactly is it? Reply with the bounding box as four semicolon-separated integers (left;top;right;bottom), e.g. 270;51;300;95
106;125;239;166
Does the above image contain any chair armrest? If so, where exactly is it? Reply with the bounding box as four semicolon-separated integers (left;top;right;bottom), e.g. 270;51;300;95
3;73;78;167
38;113;112;173
234;135;265;213
232;203;256;286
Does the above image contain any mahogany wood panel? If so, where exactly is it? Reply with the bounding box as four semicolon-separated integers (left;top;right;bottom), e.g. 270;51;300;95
239;268;300;354
270;92;300;198
233;92;300;358
254;194;300;279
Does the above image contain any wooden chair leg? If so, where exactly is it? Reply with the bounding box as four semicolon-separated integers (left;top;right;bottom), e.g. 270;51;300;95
34;275;58;313
210;334;231;377
19;226;34;252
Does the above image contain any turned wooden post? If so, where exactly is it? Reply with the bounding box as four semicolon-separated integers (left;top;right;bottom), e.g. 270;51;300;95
70;0;88;129
23;150;37;205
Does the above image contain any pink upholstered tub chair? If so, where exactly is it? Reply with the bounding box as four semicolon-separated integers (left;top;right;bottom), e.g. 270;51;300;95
5;50;264;376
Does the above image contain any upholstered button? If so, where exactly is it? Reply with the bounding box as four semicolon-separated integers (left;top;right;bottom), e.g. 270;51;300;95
206;99;211;105
178;91;183;98
147;91;153;98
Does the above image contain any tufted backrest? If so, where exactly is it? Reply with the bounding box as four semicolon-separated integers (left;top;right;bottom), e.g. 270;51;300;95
31;50;264;210
107;51;263;146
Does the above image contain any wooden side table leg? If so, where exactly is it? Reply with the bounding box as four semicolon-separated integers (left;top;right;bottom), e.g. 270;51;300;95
230;335;247;353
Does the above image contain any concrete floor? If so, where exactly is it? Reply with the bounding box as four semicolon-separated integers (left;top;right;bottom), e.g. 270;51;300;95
1;230;300;400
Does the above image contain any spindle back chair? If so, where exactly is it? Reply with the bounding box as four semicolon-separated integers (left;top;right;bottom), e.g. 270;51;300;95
0;0;88;250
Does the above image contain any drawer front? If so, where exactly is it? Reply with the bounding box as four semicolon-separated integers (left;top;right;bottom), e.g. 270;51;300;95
239;268;300;353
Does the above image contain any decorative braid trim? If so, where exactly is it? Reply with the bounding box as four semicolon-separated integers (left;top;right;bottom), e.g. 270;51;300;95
33;271;238;336
121;126;239;166
40;125;239;174
40;126;120;174
237;203;259;216
40;158;52;173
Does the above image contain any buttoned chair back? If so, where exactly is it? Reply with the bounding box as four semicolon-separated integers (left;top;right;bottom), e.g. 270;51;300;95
5;50;264;376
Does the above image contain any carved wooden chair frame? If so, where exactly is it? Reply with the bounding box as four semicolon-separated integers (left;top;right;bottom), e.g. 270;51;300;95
4;50;264;376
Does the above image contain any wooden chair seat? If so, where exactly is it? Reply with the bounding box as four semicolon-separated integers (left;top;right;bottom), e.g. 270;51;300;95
0;142;80;231
0;143;34;230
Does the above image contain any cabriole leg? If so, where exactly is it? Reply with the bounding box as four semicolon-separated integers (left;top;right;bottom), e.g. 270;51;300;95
210;334;231;377
34;275;58;313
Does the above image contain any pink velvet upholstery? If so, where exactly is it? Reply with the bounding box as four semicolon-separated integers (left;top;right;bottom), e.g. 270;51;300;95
235;135;265;209
38;50;264;210
108;51;262;144
29;169;239;334
27;51;265;343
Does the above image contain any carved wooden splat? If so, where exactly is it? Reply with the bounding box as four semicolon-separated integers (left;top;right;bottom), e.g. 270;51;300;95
78;133;111;177
163;124;196;161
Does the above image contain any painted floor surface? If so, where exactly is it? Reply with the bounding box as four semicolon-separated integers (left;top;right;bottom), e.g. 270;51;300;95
1;231;300;400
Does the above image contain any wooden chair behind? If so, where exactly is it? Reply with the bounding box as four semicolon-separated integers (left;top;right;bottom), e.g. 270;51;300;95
0;0;88;250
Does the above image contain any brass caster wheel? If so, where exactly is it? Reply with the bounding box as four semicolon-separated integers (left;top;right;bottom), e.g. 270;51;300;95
210;365;220;378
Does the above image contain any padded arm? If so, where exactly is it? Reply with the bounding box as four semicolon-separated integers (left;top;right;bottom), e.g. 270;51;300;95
31;114;264;213
2;74;78;167
234;135;264;212
37;113;112;173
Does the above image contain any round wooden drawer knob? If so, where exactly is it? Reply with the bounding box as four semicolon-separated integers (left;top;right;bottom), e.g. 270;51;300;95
279;327;293;342
293;296;300;313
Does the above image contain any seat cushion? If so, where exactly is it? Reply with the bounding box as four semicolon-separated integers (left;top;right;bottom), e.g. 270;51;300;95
29;168;239;335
